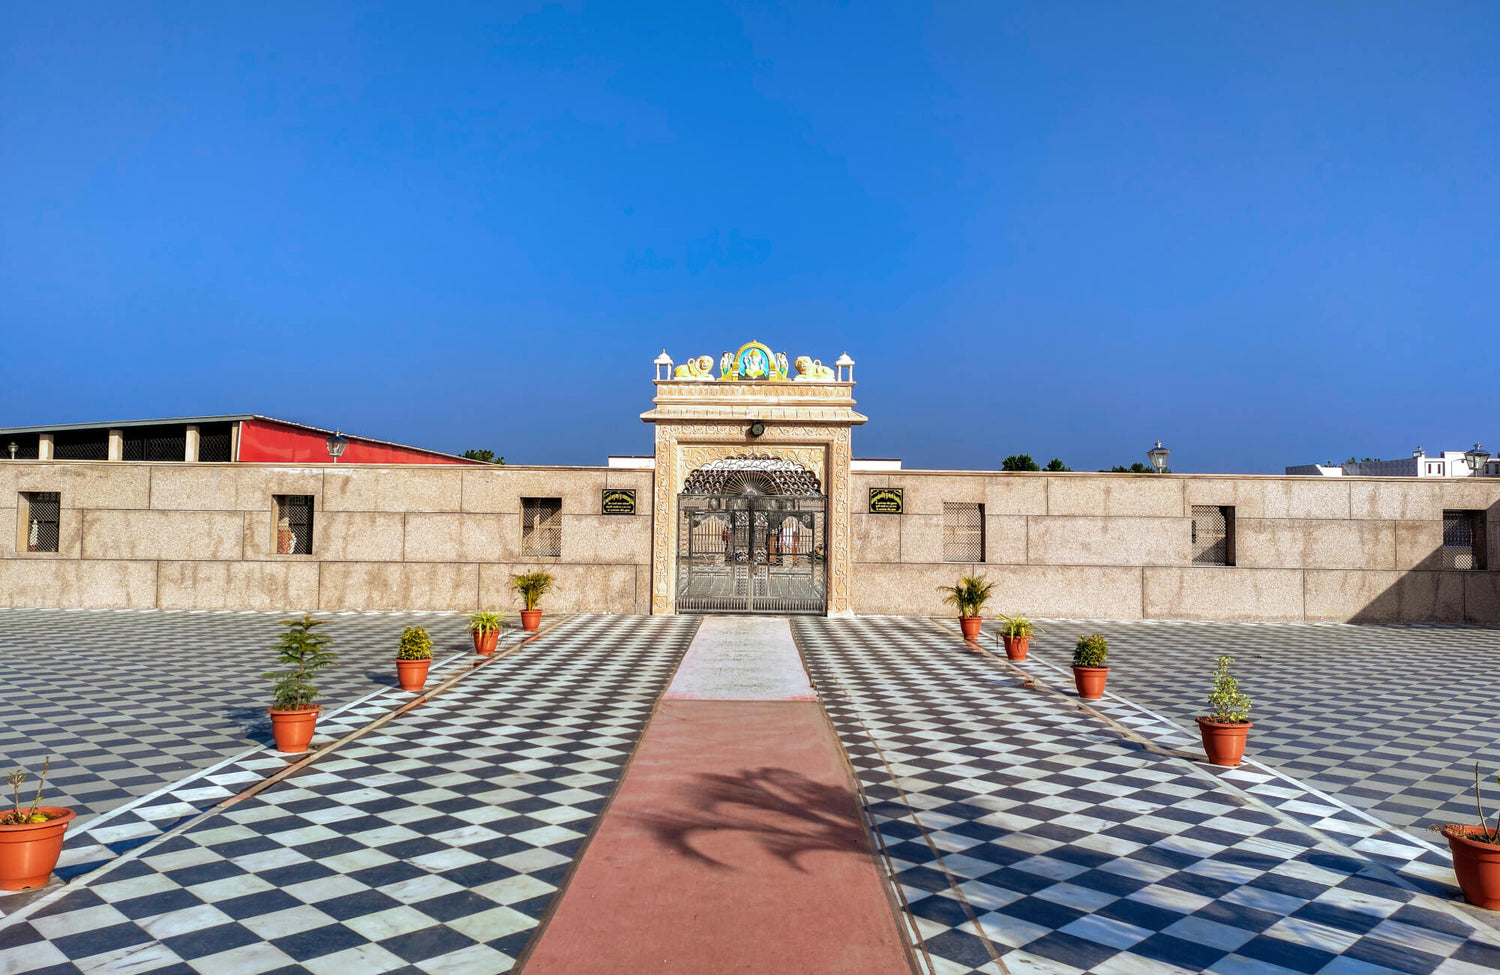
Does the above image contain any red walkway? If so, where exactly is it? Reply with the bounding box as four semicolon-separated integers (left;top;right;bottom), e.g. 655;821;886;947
522;618;913;975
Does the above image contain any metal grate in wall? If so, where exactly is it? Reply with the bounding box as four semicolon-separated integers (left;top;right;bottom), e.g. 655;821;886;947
942;502;985;563
4;435;39;460
1442;510;1484;570
122;426;188;462
52;430;109;461
522;498;563;558
198;423;233;462
23;492;60;552
1191;505;1233;565
275;495;314;555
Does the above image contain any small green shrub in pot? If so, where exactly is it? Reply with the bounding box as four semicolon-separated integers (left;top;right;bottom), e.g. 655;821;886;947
465;611;506;634
1072;634;1109;668
937;575;996;618
1205;655;1251;723
510;572;556;611
1000;614;1039;638
263;616;338;712
397;626;434;661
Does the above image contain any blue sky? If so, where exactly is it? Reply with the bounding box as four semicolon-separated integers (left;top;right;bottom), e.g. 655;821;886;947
2;2;1496;472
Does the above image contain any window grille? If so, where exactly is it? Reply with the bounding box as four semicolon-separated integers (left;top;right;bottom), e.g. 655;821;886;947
52;430;108;461
942;502;984;563
274;495;314;555
122;426;188;462
4;435;39;459
1191;505;1234;566
1442;510;1486;570
198;423;233;462
22;492;60;553
522;498;563;558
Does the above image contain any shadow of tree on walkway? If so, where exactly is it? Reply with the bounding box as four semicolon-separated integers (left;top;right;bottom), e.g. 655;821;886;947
632;766;867;871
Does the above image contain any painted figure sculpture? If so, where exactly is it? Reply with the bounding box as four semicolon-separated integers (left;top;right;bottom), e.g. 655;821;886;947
674;355;715;379
794;356;835;381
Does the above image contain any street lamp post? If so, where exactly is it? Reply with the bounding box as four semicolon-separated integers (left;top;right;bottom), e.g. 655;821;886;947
1147;440;1170;473
326;431;348;464
1464;442;1490;475
7;442;16;460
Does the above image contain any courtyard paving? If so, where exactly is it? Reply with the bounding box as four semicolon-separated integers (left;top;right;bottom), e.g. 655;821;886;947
2;611;1499;974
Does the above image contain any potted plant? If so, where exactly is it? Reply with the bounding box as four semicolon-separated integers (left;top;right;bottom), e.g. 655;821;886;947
1198;655;1253;767
998;614;1040;661
466;610;506;654
262;615;337;754
938;574;996;641
1434;764;1500;909
396;626;434;691
510;572;555;631
0;759;75;892
1072;634;1109;700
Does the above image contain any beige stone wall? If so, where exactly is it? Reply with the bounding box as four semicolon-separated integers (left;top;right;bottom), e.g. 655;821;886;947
0;462;653;614
853;470;1500;622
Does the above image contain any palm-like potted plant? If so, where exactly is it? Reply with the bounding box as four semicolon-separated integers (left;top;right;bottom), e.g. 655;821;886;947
998;614;1040;661
1072;634;1109;700
396;626;434;691
510;572;555;631
1198;655;1253;767
1433;764;1500;909
466;610;506;654
262;615;338;754
0;759;75;891
938;574;995;641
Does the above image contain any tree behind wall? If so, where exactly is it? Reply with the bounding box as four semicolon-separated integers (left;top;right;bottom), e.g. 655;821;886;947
1045;458;1071;471
464;449;505;464
1001;454;1041;472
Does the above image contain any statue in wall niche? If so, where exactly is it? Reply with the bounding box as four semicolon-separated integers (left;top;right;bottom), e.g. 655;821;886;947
774;351;790;381
794;356;835;381
673;355;715;379
720;350;736;380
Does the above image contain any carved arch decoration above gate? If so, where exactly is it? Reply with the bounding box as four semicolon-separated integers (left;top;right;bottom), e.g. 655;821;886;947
680;455;823;497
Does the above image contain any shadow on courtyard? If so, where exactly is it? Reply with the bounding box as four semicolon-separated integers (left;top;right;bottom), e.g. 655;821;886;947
633;766;869;871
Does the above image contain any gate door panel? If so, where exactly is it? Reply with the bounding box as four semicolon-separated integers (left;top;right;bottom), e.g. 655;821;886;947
677;492;826;614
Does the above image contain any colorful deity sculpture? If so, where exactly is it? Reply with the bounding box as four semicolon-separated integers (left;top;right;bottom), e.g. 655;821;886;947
716;341;791;381
673;355;715;379
794;356;835;381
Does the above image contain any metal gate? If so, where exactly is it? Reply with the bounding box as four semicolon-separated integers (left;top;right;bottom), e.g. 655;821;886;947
675;460;827;614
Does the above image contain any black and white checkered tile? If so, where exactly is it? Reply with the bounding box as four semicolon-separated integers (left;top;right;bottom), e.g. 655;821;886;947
796;616;1500;975
0;608;525;823
0;614;697;974
982;618;1500;833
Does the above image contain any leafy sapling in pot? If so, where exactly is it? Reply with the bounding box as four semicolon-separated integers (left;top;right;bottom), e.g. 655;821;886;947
262;615;338;754
396;625;434;692
938;574;996;641
510;572;556;632
1071;634;1109;700
0;758;76;891
1433;764;1500;909
998;613;1042;661
1197;655;1253;767
466;610;508;654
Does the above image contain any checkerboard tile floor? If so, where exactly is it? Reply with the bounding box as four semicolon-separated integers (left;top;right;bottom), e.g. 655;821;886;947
0;614;697;974
983;619;1500;831
0;608;530;824
796;616;1500;975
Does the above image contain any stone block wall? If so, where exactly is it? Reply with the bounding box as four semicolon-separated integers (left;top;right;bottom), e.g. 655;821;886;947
0;462;653;613
852;471;1500;622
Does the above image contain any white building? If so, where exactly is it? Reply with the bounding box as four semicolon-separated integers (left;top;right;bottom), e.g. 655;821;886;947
1287;446;1498;478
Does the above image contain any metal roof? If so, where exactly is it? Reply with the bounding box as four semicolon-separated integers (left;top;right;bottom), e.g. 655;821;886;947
0;414;478;464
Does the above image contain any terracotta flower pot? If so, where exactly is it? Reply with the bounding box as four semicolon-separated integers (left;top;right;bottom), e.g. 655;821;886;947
472;629;499;655
396;657;432;692
267;707;320;754
1442;826;1500;909
959;616;983;641
0;807;76;891
1003;634;1030;661
1072;666;1109;700
1197;717;1252;767
520;610;542;632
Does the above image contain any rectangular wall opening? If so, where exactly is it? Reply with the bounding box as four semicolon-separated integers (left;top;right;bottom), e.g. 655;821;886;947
274;495;314;555
942;502;985;563
1192;505;1235;566
19;492;60;553
1442;510;1487;570
522;498;563;558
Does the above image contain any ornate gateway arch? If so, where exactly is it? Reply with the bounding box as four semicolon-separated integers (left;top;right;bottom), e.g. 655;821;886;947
644;341;865;615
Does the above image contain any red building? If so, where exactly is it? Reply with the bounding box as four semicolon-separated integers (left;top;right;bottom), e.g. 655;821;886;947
0;415;479;465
